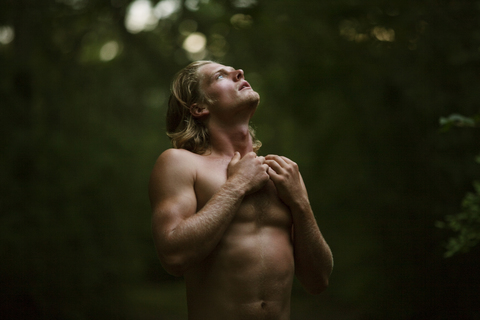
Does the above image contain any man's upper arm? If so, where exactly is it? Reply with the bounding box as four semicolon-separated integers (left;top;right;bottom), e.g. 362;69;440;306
149;149;197;239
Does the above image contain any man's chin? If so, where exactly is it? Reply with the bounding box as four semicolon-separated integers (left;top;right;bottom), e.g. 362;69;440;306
250;98;260;110
250;92;260;107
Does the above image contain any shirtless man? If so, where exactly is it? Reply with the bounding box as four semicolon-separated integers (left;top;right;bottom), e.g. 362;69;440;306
149;61;333;320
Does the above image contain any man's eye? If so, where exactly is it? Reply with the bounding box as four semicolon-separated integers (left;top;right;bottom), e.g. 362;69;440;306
217;74;224;79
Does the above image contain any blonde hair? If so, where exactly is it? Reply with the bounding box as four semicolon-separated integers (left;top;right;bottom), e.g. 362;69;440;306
166;60;261;154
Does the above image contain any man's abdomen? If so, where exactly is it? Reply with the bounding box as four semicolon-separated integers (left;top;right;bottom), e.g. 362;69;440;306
185;225;294;320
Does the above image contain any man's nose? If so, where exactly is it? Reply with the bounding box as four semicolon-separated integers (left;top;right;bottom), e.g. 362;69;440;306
234;69;244;80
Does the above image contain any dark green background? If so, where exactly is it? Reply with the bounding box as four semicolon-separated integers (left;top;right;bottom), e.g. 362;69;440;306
1;0;479;319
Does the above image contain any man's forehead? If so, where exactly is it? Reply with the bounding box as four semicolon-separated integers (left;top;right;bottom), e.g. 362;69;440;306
199;63;235;76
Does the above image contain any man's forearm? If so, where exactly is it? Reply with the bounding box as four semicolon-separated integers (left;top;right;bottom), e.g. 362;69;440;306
291;201;333;294
157;179;246;275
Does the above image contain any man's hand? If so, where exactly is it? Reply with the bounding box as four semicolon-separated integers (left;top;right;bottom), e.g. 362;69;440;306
227;152;270;195
265;155;309;208
265;155;333;293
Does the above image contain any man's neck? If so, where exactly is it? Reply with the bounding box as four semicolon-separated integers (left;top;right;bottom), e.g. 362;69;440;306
207;122;253;157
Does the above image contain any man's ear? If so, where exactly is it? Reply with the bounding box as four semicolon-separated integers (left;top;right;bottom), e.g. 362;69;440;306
190;103;210;118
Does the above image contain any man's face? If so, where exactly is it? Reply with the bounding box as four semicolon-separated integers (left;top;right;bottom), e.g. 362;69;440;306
197;63;260;117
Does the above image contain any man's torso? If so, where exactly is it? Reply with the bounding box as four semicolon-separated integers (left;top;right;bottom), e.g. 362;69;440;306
184;152;295;320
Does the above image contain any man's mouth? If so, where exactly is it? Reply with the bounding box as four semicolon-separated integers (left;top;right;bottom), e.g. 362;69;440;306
239;81;251;90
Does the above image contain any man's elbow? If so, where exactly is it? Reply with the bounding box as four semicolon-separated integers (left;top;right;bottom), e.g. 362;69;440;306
299;270;331;295
305;277;329;295
158;252;188;277
162;263;184;277
153;232;189;276
307;257;334;294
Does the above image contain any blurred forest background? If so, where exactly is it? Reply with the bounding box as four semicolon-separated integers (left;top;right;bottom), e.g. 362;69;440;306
1;0;480;319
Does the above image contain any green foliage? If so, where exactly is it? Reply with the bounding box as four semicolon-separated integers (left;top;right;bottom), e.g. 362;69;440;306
437;114;480;257
439;113;480;131
436;179;480;257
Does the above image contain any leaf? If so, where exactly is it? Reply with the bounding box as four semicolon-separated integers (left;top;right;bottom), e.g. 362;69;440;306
439;114;476;132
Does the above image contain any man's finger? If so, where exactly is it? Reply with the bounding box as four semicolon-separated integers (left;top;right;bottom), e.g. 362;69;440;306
265;159;284;174
266;165;282;182
280;156;295;165
266;155;288;168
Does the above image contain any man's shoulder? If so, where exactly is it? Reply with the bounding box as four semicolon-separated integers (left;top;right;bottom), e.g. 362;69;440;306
160;147;198;160
150;148;199;190
154;148;201;173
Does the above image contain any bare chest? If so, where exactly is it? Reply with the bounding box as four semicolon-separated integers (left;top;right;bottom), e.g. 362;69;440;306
194;158;292;227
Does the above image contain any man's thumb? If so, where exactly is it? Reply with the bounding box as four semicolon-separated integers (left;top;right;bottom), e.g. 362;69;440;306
230;151;241;165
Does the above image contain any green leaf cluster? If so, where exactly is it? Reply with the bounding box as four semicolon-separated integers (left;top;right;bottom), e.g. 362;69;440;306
437;180;480;257
436;113;480;257
439;113;480;131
